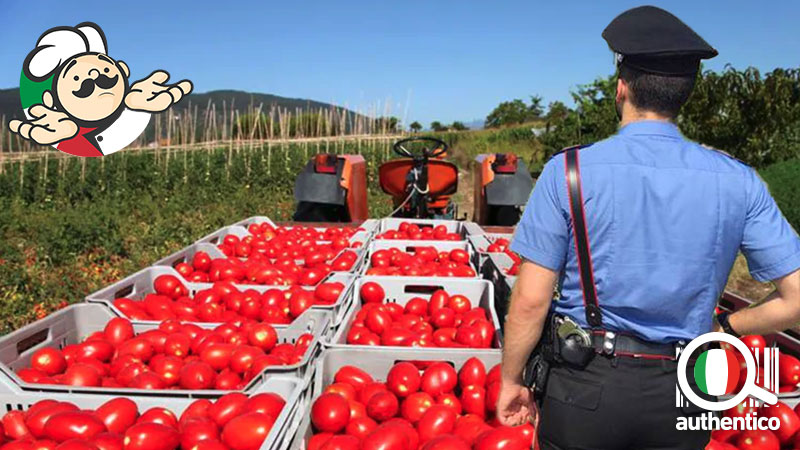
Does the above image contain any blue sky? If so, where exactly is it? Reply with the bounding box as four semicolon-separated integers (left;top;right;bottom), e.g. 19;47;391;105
1;0;798;126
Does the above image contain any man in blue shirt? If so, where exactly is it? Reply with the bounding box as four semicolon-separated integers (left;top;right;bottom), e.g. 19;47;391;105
497;6;800;449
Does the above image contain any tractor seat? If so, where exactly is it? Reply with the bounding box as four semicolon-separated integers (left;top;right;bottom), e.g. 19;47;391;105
379;159;458;199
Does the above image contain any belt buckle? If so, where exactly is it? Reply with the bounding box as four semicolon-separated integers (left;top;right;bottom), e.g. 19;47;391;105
602;331;616;355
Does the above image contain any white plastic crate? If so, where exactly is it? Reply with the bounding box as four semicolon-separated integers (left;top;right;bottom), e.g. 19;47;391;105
86;266;351;330
362;239;479;277
232;216;279;230
196;225;252;246
153;242;227;269
0;373;304;450
0;303;328;394
329;276;502;350
287;348;502;450
376;218;481;241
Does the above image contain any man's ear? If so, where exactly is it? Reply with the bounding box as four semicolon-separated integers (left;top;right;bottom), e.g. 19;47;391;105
117;60;130;78
616;78;626;104
42;91;54;108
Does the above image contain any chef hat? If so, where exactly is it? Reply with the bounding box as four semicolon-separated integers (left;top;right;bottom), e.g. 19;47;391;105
24;22;108;81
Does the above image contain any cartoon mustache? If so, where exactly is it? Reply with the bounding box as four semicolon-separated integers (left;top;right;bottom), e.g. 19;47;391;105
72;74;119;98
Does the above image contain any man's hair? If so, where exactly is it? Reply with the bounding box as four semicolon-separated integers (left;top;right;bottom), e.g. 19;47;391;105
618;64;697;118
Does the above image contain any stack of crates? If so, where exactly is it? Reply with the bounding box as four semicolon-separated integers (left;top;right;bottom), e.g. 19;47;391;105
0;216;528;450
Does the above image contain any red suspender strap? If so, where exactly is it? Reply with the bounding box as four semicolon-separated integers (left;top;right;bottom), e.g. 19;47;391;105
564;148;603;328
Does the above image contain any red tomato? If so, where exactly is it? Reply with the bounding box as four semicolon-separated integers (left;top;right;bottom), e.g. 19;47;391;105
123;423;180;450
26;402;79;438
103;318;135;346
289;291;315;318
429;290;449;313
324;383;357;403
207;393;248;427
136;408;177;429
43;411;106;442
360;422;413;450
421;363;458;396
416;405;457;443
61;364;101;387
178;362;216;390
366;391;399;422
460;385;487;419
199;343;235;371
243;393;285;417
220;412;275;450
473;427;529;450
130;372;167;390
179;399;211;426
311;393;351;433
94;398;138;434
458;357;486;387
760;401;800;444
386;362;422;398
30;348;67;376
3;410;31;440
246;324;278;352
779;354;800;387
436;393;462;415
334;366;374;391
180;417;219;450
360;282;385;304
400;392;434;423
91;432;124;450
735;430;780;450
741;335;767;353
315;283;344;305
345;417;378;440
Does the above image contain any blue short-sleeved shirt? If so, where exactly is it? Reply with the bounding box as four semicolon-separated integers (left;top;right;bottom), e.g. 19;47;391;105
510;120;800;343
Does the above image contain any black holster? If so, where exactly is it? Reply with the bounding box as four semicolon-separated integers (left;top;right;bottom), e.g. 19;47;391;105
524;314;557;402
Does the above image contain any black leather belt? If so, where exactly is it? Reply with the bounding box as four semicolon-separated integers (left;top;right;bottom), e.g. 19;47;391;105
589;331;682;360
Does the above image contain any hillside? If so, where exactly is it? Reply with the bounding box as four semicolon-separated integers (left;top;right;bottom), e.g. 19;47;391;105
0;88;360;121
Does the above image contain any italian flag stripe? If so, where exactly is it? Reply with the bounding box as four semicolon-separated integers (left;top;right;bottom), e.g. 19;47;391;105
694;349;739;395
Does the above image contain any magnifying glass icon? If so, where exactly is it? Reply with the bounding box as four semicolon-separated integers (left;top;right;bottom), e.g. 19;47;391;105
677;332;778;412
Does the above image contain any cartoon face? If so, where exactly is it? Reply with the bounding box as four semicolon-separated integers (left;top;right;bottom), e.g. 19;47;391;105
53;53;128;123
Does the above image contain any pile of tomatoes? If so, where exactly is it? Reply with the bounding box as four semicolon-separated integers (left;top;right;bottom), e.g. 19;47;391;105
0;392;285;450
174;249;359;286
214;232;362;261
707;400;800;450
345;282;495;348
307;358;533;450
242;223;365;245
18;316;312;391
475;238;520;276
364;247;476;278
111;274;345;324
375;223;463;241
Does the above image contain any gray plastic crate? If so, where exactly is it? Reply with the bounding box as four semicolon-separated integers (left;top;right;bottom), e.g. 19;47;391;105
462;221;487;237
287;348;502;450
329;276;502;350
0;374;303;450
481;253;517;329
362;239;479;277
87;266;354;329
232;216;279;230
1;303;329;395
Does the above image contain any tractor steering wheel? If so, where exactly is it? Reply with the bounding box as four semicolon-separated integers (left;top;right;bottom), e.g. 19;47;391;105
393;137;448;159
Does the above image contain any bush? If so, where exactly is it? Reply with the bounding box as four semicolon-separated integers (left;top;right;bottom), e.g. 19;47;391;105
760;158;800;233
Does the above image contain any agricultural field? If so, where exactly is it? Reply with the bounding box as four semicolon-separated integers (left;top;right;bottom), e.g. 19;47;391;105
0;116;790;333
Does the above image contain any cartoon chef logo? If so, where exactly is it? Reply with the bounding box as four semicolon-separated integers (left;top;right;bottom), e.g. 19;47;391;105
9;22;192;157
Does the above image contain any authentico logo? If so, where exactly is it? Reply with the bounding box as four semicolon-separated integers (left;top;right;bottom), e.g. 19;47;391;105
675;332;780;431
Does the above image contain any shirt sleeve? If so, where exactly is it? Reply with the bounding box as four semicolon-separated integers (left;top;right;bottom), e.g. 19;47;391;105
509;157;569;271
741;167;800;282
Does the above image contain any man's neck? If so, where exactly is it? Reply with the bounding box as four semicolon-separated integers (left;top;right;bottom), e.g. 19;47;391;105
619;110;673;128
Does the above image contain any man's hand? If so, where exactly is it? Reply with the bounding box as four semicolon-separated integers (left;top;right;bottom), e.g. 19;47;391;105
126;71;193;113
496;381;538;427
8;93;78;145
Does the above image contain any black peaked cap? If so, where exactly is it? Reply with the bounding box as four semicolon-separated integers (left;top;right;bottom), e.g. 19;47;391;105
602;5;717;75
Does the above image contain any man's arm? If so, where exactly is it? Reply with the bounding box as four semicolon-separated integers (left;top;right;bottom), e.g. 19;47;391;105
724;269;800;335
496;259;559;426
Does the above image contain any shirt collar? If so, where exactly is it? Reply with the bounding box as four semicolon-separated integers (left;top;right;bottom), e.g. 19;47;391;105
618;120;682;138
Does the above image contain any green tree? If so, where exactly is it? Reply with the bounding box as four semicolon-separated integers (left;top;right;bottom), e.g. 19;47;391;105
450;121;468;131
409;121;422;133
485;95;544;128
430;121;448;132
